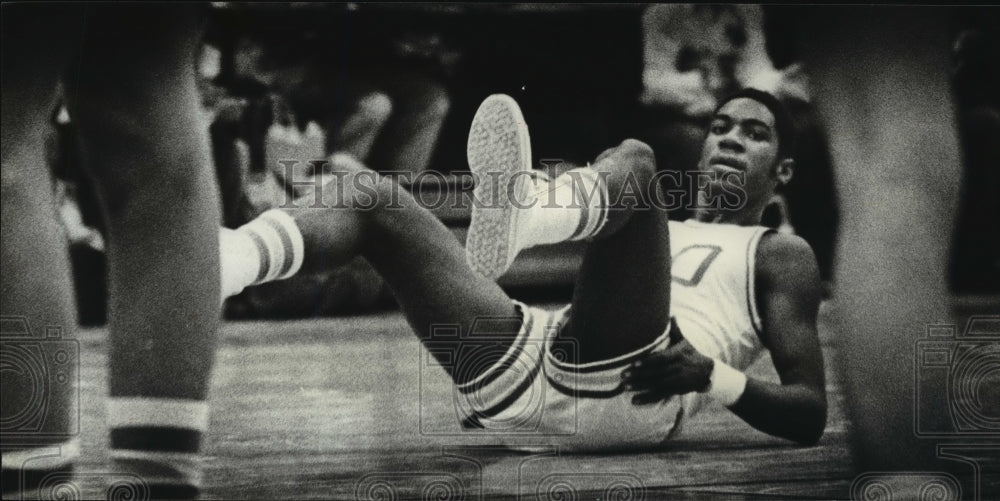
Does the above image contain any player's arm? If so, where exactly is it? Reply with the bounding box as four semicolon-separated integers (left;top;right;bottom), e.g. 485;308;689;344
623;233;827;445
728;232;827;445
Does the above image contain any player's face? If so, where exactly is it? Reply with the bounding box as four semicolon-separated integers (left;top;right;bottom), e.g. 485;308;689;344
698;98;781;205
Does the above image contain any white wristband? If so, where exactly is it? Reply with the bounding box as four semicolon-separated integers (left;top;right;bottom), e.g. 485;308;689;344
706;358;748;407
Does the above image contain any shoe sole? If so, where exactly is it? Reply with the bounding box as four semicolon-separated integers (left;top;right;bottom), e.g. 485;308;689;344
465;94;532;280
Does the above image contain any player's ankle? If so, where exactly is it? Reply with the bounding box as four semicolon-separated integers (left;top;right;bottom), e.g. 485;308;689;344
221;209;306;300
519;167;609;249
107;398;208;499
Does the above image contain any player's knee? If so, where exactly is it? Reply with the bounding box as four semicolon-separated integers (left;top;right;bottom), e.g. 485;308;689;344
616;139;657;183
339;162;399;213
0;174;38;214
618;138;654;156
370;175;400;212
618;139;655;164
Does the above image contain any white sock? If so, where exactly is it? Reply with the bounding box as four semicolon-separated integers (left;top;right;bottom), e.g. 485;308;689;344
219;209;305;299
516;167;609;251
1;439;80;470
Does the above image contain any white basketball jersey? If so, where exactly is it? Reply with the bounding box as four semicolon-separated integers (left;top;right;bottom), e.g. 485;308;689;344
668;219;773;419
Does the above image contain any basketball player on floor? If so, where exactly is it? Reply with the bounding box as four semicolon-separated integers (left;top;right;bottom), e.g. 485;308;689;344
218;89;826;449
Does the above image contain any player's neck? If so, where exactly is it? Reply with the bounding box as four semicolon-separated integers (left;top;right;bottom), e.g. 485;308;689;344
693;205;764;226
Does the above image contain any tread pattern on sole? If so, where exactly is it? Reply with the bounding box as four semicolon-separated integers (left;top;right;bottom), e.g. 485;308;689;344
465;95;532;280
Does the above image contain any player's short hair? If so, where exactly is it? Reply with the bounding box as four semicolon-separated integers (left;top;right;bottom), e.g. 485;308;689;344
714;88;796;159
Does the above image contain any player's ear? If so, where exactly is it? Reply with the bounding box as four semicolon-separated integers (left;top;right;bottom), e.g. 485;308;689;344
774;158;794;186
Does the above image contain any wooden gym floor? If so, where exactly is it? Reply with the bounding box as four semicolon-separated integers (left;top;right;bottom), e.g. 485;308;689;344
20;299;870;501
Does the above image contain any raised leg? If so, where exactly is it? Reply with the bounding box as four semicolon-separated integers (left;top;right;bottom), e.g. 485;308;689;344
463;95;672;364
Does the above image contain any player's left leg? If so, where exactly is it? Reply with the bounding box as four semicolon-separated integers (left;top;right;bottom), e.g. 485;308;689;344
221;154;523;383
62;5;219;498
219;156;540;430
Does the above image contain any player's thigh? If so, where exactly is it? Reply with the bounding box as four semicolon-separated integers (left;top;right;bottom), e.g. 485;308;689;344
62;4;207;148
1;4;79;155
62;5;213;206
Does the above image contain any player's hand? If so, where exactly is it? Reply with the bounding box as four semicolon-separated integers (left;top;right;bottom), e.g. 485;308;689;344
621;324;715;406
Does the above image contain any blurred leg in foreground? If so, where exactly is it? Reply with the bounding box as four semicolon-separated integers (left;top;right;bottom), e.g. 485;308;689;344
3;4;221;499
798;6;961;471
1;6;81;493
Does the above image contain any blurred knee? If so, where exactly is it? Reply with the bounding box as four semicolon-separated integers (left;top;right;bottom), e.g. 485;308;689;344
418;85;450;120
94;166;211;219
396;80;451;120
355;92;393;127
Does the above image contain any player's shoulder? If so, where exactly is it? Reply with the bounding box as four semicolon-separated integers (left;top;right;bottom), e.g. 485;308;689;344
755;232;821;290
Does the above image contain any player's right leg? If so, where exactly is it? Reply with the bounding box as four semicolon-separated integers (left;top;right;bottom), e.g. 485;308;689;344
564;140;672;362
1;4;81;495
464;95;678;448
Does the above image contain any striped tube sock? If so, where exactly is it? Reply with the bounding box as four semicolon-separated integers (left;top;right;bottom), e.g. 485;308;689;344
219;209;305;299
107;398;209;499
517;167;609;251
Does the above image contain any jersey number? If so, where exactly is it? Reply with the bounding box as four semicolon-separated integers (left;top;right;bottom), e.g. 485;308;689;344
672;245;722;286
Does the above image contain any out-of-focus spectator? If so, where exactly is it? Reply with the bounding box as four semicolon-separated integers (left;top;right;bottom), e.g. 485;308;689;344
198;33;397;318
228;27;453;176
640;4;805;116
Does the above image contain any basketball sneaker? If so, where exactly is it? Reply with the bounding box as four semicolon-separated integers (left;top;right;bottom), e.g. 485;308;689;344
465;94;538;279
